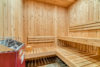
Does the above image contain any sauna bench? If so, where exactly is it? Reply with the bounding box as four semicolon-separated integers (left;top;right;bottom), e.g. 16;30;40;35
56;47;100;67
58;37;100;47
24;47;56;60
24;46;100;67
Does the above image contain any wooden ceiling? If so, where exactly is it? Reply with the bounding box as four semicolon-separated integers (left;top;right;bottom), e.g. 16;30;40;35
32;0;77;7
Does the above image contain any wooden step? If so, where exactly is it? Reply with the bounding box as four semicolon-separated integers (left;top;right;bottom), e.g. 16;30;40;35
24;46;100;67
58;37;100;55
56;47;100;67
24;47;56;60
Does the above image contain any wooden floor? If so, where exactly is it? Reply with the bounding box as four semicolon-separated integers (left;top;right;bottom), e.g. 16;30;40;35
24;46;100;67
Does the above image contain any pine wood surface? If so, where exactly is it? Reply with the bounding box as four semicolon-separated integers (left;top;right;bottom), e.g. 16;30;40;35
24;46;100;67
0;45;14;52
24;47;56;60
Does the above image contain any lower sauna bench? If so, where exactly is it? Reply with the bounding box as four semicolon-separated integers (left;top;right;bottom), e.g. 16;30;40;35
24;46;100;67
24;47;56;60
56;47;100;67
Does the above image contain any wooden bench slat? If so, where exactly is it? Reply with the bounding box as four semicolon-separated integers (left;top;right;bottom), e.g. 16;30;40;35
24;46;100;67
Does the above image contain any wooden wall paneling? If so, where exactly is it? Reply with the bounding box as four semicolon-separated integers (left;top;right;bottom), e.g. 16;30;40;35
32;1;37;36
68;0;100;39
24;1;55;36
23;0;55;46
23;0;68;46
68;0;89;27
7;0;12;39
88;0;94;23
0;0;23;41
13;0;18;40
68;0;97;27
99;0;100;21
43;3;54;36
27;0;31;36
46;4;55;36
68;0;100;27
81;31;88;38
57;7;68;37
24;0;69;37
10;0;17;40
23;0;28;44
19;0;23;42
94;0;99;22
0;0;4;40
54;6;57;47
87;30;97;38
97;29;100;38
16;0;23;41
18;0;23;42
4;0;11;39
3;0;8;39
9;0;23;41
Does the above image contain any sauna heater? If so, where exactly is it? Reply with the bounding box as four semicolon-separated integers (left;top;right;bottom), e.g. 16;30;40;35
0;38;25;67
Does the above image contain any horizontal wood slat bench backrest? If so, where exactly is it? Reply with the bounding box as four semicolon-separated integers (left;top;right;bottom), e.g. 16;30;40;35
27;36;55;44
69;21;100;31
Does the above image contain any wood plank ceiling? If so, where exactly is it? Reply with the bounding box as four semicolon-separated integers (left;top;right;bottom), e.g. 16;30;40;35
32;0;77;7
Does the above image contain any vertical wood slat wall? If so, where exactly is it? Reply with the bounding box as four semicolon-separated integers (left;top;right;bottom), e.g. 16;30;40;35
23;0;68;46
68;0;100;39
0;0;100;46
0;0;23;42
0;0;4;40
